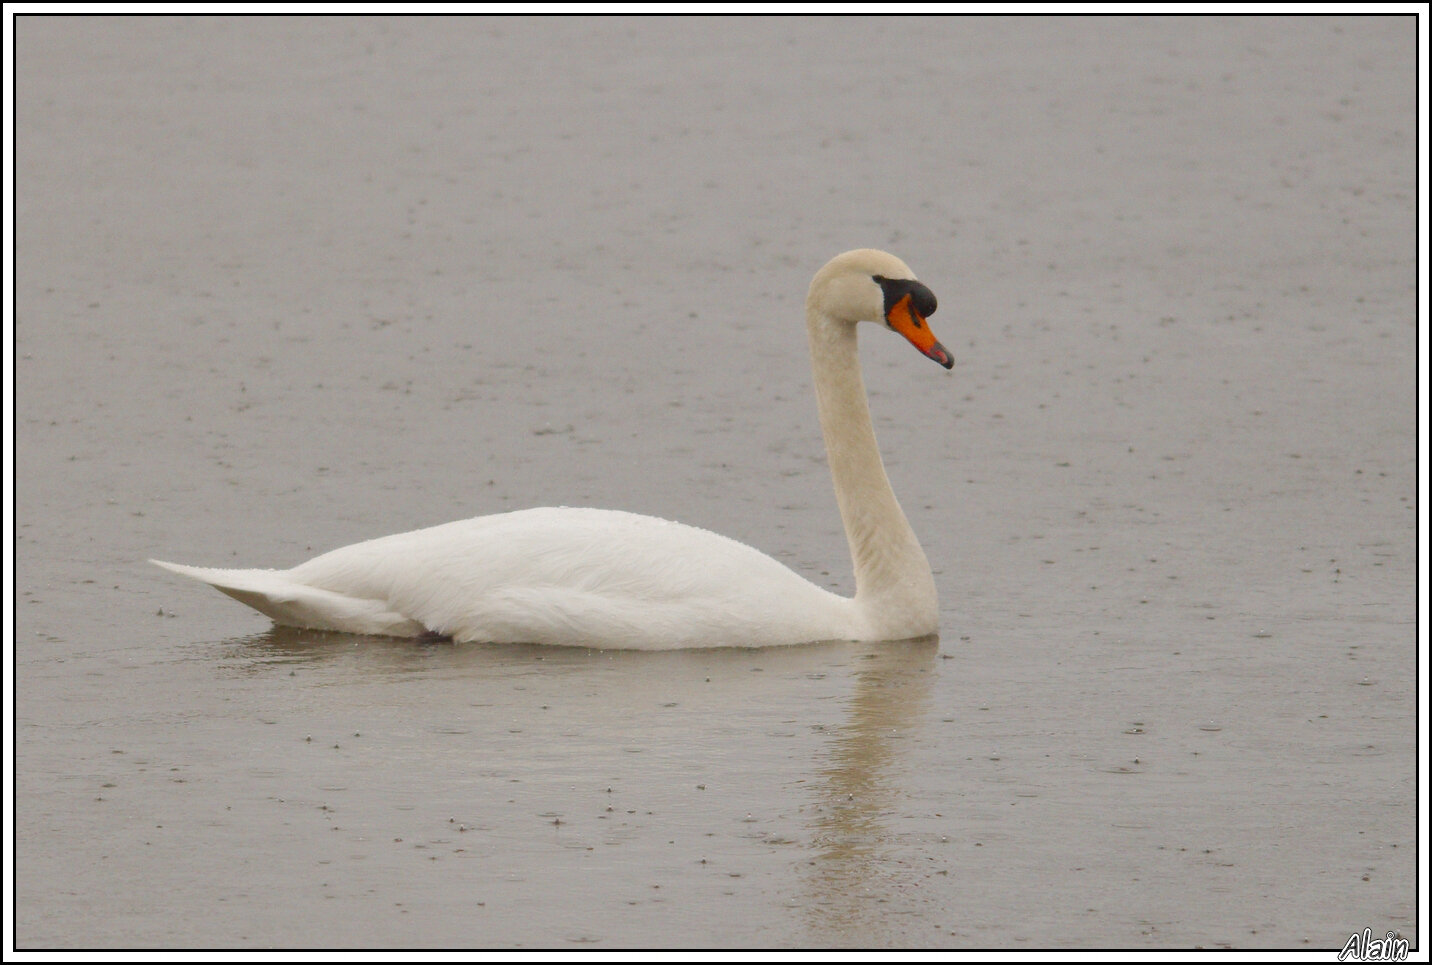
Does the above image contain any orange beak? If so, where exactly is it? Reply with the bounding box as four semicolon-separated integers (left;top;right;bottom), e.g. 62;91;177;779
887;294;953;369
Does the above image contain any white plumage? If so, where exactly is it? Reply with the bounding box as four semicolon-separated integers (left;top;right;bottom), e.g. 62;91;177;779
153;249;953;649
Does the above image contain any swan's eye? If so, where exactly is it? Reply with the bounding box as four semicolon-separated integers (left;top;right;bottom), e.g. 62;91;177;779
875;276;938;322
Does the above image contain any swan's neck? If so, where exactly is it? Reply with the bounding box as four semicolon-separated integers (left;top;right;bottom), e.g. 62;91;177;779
807;307;938;634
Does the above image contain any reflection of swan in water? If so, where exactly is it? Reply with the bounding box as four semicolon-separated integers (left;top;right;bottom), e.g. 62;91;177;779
207;625;944;943
802;638;941;943
154;250;951;650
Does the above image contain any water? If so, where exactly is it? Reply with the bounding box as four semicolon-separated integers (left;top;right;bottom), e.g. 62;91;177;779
12;15;1418;950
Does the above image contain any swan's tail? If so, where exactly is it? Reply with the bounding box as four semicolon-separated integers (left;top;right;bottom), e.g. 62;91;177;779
149;559;426;637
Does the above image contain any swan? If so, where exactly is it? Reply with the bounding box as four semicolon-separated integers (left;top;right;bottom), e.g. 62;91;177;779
152;249;953;650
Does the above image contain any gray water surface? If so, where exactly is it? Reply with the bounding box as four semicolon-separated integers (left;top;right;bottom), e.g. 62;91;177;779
13;15;1418;950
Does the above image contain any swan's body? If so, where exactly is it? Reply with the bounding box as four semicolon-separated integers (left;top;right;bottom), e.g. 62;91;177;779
154;508;864;649
154;249;953;650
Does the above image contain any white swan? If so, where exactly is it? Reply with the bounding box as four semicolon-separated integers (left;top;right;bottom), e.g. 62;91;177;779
152;249;953;650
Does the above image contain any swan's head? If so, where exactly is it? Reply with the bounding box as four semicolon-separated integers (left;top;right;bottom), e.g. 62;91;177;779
809;249;953;369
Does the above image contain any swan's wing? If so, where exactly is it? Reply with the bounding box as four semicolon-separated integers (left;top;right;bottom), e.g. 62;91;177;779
149;559;427;636
285;507;855;648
